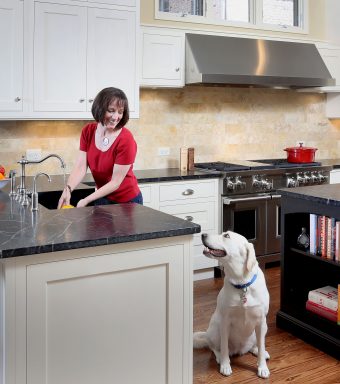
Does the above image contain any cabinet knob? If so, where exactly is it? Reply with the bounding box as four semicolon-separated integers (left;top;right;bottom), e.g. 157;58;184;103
79;98;85;103
89;98;94;103
14;97;21;102
182;189;194;196
175;67;180;72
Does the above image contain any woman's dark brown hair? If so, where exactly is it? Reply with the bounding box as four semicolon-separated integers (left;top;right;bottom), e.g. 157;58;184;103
91;87;129;128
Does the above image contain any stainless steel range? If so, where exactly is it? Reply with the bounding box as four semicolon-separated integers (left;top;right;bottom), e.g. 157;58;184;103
195;160;331;269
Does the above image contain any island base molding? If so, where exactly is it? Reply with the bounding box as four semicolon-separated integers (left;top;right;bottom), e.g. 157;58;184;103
0;236;193;384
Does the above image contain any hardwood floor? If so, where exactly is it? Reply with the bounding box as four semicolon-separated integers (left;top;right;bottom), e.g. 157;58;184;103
193;266;340;383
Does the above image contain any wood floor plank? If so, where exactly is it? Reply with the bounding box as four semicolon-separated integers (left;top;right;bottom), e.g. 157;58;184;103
193;266;340;384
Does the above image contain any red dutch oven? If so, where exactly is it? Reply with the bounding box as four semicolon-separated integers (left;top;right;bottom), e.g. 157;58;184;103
284;143;318;163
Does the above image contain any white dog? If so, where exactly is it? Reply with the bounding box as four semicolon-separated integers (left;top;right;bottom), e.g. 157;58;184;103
194;231;270;379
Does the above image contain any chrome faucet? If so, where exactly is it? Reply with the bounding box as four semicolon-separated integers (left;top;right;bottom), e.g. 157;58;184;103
31;173;51;211
17;153;66;206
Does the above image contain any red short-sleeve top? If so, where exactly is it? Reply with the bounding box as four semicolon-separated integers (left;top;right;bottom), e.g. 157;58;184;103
80;122;140;203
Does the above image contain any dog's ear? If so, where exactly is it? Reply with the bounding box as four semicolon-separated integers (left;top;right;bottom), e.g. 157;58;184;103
245;242;257;272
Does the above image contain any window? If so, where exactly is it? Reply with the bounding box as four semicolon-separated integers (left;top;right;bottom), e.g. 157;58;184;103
262;0;299;27
156;0;307;33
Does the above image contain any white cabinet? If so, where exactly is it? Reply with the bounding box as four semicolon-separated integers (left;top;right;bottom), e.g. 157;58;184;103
326;93;340;118
139;178;220;273
1;237;193;384
317;45;340;86
0;0;23;112
87;7;137;115
140;27;185;88
330;169;340;184
315;44;340;117
34;2;88;112
0;0;139;119
33;2;138;117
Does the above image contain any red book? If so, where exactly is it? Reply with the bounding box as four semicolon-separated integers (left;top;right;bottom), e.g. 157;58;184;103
306;300;337;322
336;221;340;262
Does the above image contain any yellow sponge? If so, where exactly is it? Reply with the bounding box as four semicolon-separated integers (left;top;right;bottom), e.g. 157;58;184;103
61;204;74;209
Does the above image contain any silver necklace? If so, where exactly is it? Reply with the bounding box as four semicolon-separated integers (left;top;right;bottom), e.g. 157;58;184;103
102;136;109;146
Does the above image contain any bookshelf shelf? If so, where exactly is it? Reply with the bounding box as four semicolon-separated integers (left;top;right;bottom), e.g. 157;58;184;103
289;247;340;266
277;188;340;360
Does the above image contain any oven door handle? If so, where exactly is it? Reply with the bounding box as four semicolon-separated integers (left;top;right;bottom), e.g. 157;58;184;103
223;195;271;205
272;194;281;199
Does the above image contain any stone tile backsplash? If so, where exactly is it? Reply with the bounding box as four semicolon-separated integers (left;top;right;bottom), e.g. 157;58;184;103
0;87;339;175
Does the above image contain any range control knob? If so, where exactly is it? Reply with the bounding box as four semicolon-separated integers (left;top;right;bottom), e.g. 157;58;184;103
296;172;306;186
310;171;319;184
318;172;328;183
252;175;262;188
303;172;311;184
286;176;297;188
226;177;236;191
235;176;246;190
261;178;273;190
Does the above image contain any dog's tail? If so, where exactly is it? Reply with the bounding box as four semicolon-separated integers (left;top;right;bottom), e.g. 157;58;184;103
193;331;209;349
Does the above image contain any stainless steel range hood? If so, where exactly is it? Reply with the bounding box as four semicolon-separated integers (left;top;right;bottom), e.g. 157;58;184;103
185;34;335;88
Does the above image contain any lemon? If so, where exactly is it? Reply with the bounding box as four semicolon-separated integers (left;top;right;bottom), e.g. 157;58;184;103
61;204;74;209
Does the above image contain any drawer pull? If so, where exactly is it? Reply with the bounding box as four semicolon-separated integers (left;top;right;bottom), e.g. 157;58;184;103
182;189;194;196
185;215;193;221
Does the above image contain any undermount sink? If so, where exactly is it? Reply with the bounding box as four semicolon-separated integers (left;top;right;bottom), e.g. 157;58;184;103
37;188;95;210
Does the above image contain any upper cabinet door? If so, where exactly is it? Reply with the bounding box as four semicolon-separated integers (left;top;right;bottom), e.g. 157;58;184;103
87;8;137;115
0;0;23;111
141;30;184;88
33;3;87;112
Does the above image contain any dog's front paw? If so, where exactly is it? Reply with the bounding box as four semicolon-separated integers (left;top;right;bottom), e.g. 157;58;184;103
220;363;232;376
257;365;270;379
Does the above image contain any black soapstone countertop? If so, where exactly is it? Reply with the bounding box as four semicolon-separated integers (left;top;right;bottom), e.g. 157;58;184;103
0;192;201;258
279;183;340;207
0;168;220;259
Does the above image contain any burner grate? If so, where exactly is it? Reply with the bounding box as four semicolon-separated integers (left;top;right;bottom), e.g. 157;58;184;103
195;162;250;172
251;159;322;168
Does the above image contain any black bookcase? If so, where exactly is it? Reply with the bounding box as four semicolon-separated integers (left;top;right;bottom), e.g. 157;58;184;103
276;188;340;360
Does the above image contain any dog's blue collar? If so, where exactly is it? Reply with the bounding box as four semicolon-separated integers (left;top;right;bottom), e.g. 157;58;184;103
230;273;257;290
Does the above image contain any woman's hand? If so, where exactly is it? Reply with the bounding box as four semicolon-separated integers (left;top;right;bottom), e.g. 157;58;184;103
57;187;71;209
76;198;88;208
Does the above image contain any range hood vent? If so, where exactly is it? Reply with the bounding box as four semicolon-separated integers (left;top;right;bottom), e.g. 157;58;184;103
185;34;335;88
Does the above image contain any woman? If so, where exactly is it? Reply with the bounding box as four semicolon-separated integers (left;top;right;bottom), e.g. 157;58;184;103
58;87;142;208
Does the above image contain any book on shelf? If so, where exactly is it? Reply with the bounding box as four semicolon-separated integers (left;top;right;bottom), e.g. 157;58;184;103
309;214;340;261
306;300;337;322
336;221;340;262
308;286;338;312
326;217;336;260
319;215;326;257
309;214;317;254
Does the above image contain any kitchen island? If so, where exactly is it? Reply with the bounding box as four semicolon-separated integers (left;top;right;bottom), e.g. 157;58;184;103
0;191;200;384
277;184;340;360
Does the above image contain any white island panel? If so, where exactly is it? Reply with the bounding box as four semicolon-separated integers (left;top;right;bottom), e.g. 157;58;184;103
1;237;193;384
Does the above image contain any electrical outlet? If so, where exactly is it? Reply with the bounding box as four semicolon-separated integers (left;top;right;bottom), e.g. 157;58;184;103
296;141;305;147
26;149;42;161
158;147;170;156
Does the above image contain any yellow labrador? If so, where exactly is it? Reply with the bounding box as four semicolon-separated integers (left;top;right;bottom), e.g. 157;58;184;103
194;231;270;378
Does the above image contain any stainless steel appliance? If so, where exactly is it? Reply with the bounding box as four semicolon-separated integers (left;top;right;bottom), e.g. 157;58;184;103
185;34;335;88
195;160;331;269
